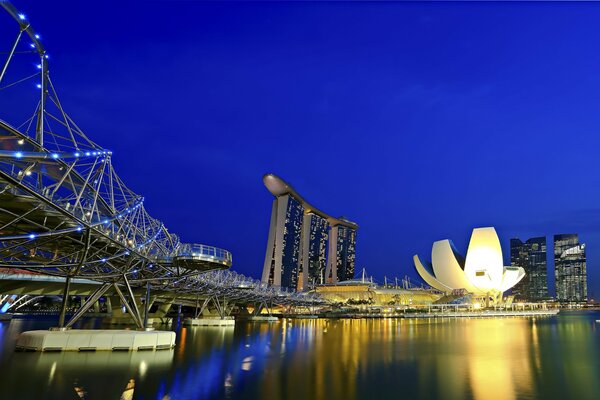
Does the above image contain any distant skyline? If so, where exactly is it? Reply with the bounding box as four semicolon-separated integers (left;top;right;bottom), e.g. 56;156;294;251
4;1;600;298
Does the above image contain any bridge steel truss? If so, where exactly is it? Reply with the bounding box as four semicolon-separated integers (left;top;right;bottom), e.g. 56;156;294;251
0;2;325;328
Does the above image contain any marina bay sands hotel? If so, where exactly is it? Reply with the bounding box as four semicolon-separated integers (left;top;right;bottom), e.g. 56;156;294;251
261;174;358;292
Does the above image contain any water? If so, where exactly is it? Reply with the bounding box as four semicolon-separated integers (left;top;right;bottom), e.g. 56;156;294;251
1;312;600;399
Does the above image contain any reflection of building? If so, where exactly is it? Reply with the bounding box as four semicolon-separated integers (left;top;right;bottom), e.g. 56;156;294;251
554;234;587;302
261;174;358;291
510;237;548;301
413;227;525;302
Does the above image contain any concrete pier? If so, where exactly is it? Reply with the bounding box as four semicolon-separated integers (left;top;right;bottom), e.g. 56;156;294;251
184;317;235;326
15;329;176;352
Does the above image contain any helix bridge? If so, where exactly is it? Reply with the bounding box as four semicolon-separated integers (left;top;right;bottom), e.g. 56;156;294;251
0;1;324;328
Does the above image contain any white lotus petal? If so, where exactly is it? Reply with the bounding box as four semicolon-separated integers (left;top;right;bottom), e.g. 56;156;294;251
413;254;452;293
432;240;479;292
500;266;526;292
464;227;504;292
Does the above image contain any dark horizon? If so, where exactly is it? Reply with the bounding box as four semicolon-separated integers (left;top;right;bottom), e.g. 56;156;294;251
3;1;599;298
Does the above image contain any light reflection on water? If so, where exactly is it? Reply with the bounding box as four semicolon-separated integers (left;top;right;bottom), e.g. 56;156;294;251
1;312;599;399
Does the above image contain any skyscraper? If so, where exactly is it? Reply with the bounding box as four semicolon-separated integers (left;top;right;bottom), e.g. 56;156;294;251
326;223;357;283
554;234;587;302
262;194;304;289
510;237;548;301
300;212;329;288
261;174;358;291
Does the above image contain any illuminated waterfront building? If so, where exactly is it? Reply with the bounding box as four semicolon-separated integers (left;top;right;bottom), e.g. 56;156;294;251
314;279;441;305
510;237;548;301
554;234;587;302
261;174;358;291
413;227;525;303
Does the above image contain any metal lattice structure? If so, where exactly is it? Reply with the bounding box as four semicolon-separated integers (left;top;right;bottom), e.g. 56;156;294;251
0;2;325;327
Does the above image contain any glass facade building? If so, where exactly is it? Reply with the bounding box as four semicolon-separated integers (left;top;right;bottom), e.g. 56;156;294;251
554;234;587;302
335;225;357;282
262;194;304;289
302;213;329;288
262;174;358;291
510;237;548;301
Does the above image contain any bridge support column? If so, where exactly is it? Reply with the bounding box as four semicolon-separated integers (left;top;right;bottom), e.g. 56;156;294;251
108;296;125;317
143;283;152;330
63;283;111;329
154;299;174;318
113;281;144;329
93;300;101;313
57;275;72;328
195;297;211;318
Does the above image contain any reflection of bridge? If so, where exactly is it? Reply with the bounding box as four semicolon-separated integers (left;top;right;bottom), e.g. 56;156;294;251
0;2;324;330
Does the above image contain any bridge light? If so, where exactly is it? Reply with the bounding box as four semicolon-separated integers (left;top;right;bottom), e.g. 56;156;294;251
36;64;42;70
28;233;36;240
29;43;35;48
25;170;32;176
74;152;80;157
103;219;109;224
44;54;49;59
17;139;24;145
101;258;107;262
76;226;83;232
35;34;41;39
51;153;59;159
14;152;23;158
18;13;26;20
36;84;41;89
85;152;91;156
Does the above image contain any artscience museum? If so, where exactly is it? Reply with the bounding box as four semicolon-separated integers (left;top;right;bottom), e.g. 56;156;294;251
413;227;525;304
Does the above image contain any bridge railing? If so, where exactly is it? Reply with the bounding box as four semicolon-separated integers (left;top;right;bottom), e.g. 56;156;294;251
174;243;232;265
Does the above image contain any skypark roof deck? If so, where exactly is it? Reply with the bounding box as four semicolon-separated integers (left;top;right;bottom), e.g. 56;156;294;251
263;173;358;229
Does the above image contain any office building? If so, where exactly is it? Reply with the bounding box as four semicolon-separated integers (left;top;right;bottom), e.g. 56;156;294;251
510;237;548;301
554;234;587;302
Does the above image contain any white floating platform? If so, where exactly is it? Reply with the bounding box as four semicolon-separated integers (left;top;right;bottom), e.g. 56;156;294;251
246;316;279;322
184;317;235;326
15;329;176;352
289;315;319;319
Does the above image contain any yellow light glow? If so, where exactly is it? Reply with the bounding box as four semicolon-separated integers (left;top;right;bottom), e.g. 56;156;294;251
473;303;481;310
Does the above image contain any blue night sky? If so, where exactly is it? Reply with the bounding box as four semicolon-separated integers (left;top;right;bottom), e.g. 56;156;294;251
8;1;600;297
